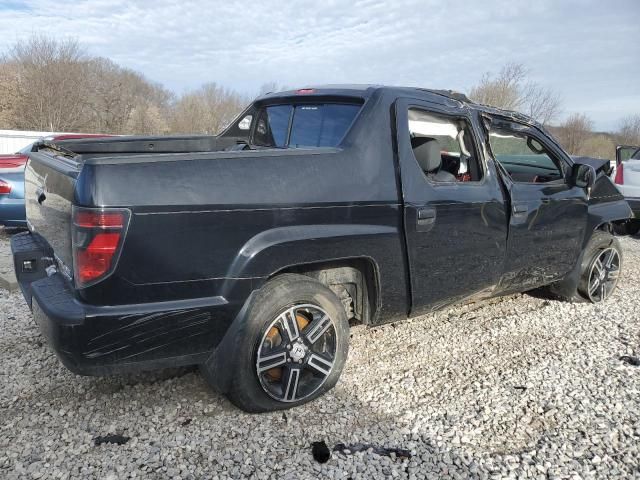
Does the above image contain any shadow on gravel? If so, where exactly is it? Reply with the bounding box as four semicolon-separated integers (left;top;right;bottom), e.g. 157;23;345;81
82;365;201;394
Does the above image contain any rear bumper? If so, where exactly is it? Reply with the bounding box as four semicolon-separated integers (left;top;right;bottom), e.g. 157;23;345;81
11;232;240;375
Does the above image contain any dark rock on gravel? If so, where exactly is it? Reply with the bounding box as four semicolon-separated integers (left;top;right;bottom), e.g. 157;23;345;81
93;434;131;446
311;441;331;463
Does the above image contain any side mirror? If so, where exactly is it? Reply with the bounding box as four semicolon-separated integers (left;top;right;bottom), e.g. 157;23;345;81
572;163;596;192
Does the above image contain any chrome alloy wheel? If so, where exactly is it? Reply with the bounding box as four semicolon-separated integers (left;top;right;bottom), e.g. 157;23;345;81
587;247;621;302
256;304;337;403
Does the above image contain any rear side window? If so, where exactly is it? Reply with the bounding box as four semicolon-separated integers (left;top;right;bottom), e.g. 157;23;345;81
253;105;292;147
252;103;361;148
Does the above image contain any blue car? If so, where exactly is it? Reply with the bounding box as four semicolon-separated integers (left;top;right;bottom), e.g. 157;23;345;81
0;144;30;227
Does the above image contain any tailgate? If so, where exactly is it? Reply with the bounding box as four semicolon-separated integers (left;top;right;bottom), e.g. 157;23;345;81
24;146;80;273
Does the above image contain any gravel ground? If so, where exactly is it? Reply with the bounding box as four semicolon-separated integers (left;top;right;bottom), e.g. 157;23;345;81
1;229;639;479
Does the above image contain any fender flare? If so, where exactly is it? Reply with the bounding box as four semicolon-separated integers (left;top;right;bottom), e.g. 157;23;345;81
200;289;258;394
219;223;396;298
584;199;632;247
207;224;395;393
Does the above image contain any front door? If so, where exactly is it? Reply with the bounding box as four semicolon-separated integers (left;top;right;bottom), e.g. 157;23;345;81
484;117;589;291
396;99;509;315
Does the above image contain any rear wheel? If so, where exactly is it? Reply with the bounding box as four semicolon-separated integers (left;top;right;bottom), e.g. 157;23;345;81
204;274;349;412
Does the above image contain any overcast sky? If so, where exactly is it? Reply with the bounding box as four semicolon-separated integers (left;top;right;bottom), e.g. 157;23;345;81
0;0;638;131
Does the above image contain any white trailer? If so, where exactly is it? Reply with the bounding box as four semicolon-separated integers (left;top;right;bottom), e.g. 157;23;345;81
0;130;66;154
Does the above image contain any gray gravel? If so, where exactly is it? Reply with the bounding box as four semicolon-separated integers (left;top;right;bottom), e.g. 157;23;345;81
1;228;639;479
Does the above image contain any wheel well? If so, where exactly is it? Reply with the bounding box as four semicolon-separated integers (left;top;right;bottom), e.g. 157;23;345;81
596;222;613;233
274;258;379;325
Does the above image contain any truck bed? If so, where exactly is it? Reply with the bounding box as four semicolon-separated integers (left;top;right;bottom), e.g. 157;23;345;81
23;93;406;313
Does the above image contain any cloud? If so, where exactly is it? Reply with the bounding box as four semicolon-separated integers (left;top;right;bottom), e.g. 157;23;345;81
0;0;638;130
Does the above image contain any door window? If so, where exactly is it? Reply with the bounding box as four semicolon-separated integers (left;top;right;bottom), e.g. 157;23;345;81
488;128;565;183
408;108;483;182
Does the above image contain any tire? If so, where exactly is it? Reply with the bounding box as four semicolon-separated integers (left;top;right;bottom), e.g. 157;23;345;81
577;230;623;303
202;273;349;413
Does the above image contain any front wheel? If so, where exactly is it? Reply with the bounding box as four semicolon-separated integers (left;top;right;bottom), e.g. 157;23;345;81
203;274;350;413
578;231;623;303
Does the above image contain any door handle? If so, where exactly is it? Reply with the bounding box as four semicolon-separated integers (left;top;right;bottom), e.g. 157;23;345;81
417;207;436;232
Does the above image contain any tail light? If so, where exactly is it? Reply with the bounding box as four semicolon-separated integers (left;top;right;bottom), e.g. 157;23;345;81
0;179;12;195
72;207;130;288
614;162;624;185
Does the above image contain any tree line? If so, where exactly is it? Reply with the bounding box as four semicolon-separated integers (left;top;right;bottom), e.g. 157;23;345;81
469;62;640;158
0;36;251;136
1;37;638;159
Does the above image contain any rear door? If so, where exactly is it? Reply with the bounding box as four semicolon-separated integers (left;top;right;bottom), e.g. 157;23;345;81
395;99;509;315
615;145;640;199
485;117;588;291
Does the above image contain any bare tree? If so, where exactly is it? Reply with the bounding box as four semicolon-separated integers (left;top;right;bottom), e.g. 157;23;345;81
469;63;526;111
0;62;19;128
522;84;562;126
554;113;594;155
0;35;250;136
469;62;561;124
170;83;247;135
616;115;640;145
86;58;173;134
0;35;174;134
85;58;138;134
126;101;170;135
8;35;93;131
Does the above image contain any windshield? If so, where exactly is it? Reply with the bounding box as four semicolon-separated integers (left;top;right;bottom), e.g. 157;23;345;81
252;103;361;148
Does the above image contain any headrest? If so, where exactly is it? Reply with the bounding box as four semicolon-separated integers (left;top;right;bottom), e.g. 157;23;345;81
411;137;441;173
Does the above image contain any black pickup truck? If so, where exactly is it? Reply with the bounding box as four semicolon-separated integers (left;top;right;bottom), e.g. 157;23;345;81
12;85;632;412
